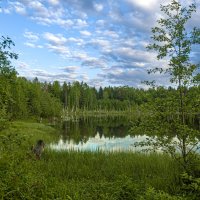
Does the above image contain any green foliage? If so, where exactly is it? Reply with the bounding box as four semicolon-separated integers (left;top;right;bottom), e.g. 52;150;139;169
0;36;18;68
140;187;185;200
147;0;200;86
0;105;9;131
180;172;200;199
0;36;18;129
114;176;144;200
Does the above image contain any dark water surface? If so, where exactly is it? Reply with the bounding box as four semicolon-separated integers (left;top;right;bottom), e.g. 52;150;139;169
50;116;148;152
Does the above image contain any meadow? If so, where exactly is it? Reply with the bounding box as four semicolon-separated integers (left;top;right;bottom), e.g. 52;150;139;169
0;121;188;200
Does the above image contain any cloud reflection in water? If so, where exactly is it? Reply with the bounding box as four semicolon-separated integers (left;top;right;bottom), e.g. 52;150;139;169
50;132;149;152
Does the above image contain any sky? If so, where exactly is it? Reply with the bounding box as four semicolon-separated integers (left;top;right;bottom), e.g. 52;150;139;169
0;0;200;88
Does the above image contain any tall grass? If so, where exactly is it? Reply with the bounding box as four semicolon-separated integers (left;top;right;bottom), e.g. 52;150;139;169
43;150;180;191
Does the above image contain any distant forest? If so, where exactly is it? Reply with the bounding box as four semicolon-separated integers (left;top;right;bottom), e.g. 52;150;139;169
1;64;200;122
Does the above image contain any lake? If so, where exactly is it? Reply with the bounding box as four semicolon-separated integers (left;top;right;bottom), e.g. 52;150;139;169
50;116;149;152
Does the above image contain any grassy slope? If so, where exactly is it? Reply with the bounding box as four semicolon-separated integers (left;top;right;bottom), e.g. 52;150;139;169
0;121;183;200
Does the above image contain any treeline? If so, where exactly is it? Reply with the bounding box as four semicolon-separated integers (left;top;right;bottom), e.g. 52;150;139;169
1;64;200;122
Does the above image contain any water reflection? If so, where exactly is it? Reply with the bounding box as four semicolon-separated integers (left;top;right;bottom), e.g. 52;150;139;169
50;132;148;152
50;116;150;152
60;116;132;144
49;115;200;152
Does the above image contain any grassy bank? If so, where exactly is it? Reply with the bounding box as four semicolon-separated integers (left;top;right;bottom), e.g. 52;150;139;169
0;121;185;199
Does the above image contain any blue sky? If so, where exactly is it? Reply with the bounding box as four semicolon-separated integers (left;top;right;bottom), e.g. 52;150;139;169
1;0;200;88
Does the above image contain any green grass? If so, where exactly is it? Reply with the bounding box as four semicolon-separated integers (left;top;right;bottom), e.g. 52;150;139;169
2;120;60;143
0;121;186;200
44;151;177;187
42;150;180;191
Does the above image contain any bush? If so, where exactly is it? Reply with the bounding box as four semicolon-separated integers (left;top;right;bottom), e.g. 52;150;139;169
181;172;200;200
140;187;185;200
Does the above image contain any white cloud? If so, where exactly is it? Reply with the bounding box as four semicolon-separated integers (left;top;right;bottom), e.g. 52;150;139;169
43;32;67;45
30;16;52;25
114;47;156;63
11;2;27;15
48;0;60;5
75;19;88;27
80;30;92;36
16;64;87;83
46;44;69;55
103;30;119;38
94;3;104;12
54;18;74;27
68;37;84;43
72;10;88;19
96;20;106;26
89;39;111;49
43;32;88;58
61;66;80;73
23;31;43;49
15;6;26;15
72;52;89;60
24;31;39;42
125;0;159;10
24;42;36;48
24;42;43;48
29;1;47;13
82;57;108;69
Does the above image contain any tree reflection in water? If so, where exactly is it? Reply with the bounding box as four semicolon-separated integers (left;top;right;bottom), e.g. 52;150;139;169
50;116;148;152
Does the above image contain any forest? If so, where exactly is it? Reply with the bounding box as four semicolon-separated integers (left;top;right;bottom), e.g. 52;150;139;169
1;67;199;124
